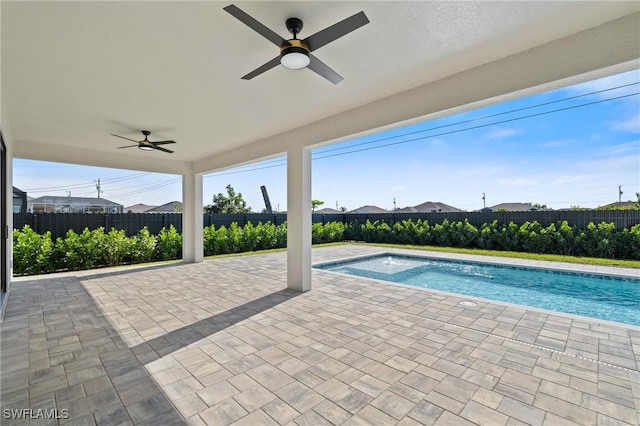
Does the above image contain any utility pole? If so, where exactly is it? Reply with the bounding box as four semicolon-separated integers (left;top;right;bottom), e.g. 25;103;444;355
260;185;273;214
96;178;102;199
393;197;396;211
482;192;486;209
618;185;623;203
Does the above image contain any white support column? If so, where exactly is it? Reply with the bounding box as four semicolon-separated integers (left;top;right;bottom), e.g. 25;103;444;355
182;172;203;263
287;146;312;292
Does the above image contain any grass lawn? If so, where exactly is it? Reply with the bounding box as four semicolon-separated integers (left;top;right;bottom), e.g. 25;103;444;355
350;242;640;268
204;241;640;269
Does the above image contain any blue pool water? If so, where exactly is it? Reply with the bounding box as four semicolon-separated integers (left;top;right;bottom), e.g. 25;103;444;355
316;254;640;326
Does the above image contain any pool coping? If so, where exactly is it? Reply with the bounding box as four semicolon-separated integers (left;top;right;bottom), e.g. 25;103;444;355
313;248;640;279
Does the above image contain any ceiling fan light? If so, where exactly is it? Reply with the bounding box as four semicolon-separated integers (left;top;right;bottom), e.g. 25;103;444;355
139;145;154;151
280;47;310;70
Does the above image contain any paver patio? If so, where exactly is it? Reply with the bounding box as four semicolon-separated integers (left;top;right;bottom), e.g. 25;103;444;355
1;245;639;425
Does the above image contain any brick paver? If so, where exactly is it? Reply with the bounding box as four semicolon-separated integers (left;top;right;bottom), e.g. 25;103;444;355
1;245;638;425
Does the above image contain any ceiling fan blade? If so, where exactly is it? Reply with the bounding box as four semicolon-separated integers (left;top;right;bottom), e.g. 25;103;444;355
111;134;139;143
223;4;288;48
117;144;140;149
152;145;174;154
241;56;281;80
303;11;369;52
307;54;343;84
151;140;176;145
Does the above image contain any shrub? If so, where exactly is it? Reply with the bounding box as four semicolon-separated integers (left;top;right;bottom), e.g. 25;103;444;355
156;225;182;260
214;225;231;254
312;221;345;244
103;228;131;266
615;224;640;259
132;227;157;263
479;221;500;250
518;221;541;253
582;222;616;258
450;220;479;248
203;224;216;256
12;218;640;276
242;222;258;251
554;221;578;255
227;222;244;253
255;222;279;250
432;219;453;247
500;222;520;251
275;222;287;248
56;228;105;270
13;225;54;275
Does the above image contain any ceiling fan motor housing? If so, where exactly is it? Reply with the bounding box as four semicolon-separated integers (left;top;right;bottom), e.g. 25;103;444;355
280;39;310;69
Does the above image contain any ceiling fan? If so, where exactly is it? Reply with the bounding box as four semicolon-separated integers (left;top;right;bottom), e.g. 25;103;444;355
223;4;369;84
111;130;176;154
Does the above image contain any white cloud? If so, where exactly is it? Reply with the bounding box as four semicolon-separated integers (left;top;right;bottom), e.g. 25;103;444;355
498;177;539;187
552;175;584;185
596;141;640;157
536;139;574;148
608;114;640;133
483;128;521;139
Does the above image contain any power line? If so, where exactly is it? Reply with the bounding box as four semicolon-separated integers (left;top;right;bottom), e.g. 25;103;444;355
205;89;638;177
207;162;287;177
106;178;181;198
313;92;638;160
315;82;640;156
100;178;180;192
23;172;152;192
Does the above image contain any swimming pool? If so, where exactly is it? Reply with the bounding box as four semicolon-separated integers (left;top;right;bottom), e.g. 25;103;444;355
315;253;640;326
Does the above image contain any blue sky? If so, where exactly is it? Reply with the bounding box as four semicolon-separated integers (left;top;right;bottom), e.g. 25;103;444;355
14;70;639;212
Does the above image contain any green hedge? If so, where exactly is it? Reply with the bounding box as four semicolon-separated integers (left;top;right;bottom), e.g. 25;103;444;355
12;219;640;275
13;225;182;275
346;219;640;259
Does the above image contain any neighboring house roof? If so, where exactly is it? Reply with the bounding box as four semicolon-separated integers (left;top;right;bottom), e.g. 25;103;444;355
315;208;342;214
146;201;182;213
484;202;537;212
348;205;388;214
13;187;28;213
124;203;157;213
13;186;26;197
28;195;123;213
30;195;122;207
396;206;418;213
413;201;463;213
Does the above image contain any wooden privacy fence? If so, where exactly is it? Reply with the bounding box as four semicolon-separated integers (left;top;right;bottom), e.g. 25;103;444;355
13;210;640;240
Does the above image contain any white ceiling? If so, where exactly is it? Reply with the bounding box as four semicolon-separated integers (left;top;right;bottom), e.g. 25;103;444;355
2;1;639;175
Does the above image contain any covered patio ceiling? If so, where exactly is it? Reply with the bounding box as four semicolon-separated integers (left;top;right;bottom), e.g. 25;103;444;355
2;1;639;175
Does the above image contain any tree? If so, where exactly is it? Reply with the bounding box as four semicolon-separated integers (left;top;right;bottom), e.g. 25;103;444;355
205;184;251;213
532;203;551;211
311;199;324;212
